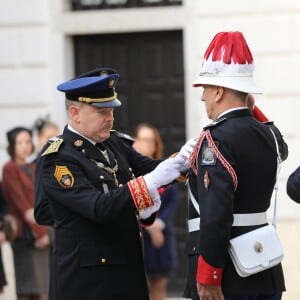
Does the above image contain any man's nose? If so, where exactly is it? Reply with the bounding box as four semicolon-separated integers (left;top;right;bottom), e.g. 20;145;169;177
106;110;114;120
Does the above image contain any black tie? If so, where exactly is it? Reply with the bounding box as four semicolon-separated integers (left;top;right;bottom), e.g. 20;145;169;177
96;142;106;151
96;142;115;166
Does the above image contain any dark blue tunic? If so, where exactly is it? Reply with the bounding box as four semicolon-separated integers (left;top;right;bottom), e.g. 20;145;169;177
184;109;286;299
35;126;161;300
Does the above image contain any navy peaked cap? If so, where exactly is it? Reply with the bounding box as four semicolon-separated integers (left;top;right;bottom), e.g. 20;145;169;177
57;68;121;108
73;67;118;79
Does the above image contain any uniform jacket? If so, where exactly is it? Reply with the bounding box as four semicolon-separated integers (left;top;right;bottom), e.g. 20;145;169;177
34;126;161;300
2;160;48;239
184;109;286;298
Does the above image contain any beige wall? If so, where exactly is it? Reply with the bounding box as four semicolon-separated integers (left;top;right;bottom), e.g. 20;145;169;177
0;0;300;220
184;0;300;219
0;0;66;168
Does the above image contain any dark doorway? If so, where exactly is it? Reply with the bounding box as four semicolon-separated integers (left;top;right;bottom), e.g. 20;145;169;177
74;30;187;296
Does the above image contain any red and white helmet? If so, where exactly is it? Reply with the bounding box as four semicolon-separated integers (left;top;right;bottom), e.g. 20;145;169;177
193;31;262;94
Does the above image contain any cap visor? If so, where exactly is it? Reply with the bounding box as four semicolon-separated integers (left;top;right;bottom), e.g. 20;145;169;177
91;98;121;108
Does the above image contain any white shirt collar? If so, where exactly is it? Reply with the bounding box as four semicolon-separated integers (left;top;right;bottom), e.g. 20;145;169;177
217;107;248;119
67;124;96;145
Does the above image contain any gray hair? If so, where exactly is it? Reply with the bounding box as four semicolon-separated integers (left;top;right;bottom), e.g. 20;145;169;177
65;99;84;115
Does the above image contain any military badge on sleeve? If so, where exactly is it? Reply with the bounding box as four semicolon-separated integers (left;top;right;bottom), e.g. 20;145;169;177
201;141;217;165
54;165;74;188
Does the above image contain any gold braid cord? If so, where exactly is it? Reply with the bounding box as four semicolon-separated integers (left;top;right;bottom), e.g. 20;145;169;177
189;130;238;191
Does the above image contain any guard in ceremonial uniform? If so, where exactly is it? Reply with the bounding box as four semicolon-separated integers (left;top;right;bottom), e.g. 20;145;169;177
286;163;300;203
183;32;288;300
34;68;195;300
286;167;300;203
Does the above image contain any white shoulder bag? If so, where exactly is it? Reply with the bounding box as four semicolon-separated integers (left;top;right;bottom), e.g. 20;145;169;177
229;128;284;277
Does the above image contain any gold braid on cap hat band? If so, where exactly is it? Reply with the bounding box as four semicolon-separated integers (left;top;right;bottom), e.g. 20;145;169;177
78;92;118;103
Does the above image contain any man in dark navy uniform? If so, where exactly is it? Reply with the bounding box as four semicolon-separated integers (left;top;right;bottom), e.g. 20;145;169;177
286;167;300;203
34;68;195;300
183;32;288;300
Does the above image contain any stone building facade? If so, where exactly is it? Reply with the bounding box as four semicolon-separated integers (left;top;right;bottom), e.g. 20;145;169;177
1;0;300;217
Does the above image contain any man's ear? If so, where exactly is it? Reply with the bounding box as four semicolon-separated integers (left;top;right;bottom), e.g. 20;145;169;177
215;86;225;103
69;105;81;123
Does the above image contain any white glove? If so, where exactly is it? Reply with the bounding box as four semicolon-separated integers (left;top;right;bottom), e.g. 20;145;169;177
179;138;197;160
178;138;197;172
139;197;161;219
141;157;185;219
144;156;185;191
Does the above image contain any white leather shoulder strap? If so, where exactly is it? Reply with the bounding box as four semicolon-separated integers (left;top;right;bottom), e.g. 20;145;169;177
269;128;282;228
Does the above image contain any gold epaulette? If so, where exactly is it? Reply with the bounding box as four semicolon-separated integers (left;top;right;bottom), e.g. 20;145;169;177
41;138;64;157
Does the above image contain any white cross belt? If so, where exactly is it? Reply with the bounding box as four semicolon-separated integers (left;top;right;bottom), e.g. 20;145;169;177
188;212;267;232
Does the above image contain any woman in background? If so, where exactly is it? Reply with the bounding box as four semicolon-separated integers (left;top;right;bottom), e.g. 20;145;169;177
2;127;50;300
134;123;178;300
0;184;8;294
33;117;60;151
32;117;59;300
0;182;17;294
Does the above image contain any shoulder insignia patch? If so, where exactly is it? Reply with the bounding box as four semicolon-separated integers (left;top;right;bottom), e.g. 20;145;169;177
54;165;74;188
41;138;64;157
201;141;218;166
204;117;227;130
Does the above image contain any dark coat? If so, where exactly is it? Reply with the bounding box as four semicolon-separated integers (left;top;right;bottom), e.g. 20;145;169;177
35;126;160;300
0;185;7;289
2;161;48;239
286;166;300;203
184;109;286;299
